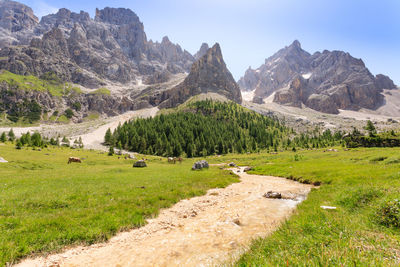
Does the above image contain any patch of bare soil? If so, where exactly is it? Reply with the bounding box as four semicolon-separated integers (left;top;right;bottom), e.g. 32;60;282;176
17;167;312;267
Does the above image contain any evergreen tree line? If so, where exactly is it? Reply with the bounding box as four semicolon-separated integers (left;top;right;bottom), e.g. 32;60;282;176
0;129;83;149
344;121;400;148
106;100;343;157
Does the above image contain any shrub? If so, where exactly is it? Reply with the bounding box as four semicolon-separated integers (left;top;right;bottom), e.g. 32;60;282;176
0;132;6;142
72;102;81;111
15;139;22;149
378;199;400;228
64;109;74;119
8;129;15;141
370;156;388;162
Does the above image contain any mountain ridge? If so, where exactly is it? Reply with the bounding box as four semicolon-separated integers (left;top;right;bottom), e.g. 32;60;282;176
238;40;397;114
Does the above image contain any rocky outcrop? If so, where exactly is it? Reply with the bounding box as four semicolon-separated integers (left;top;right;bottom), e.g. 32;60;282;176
375;74;396;90
273;76;309;108
157;43;242;108
146;36;195;74
0;0;38;32
240;40;397;114
0;0;38;47
0;27;103;88
0;79;150;123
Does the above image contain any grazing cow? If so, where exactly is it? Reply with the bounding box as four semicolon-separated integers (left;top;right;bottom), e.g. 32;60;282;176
68;157;82;164
177;157;183;163
168;157;176;164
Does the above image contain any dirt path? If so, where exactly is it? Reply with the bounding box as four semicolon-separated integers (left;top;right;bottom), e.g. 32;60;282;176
17;168;313;267
72;107;158;151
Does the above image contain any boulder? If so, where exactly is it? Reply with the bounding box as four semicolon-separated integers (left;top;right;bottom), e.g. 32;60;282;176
133;160;147;168
243;166;252;172
252;96;264;104
263;191;282;199
192;160;209;170
228;162;237;167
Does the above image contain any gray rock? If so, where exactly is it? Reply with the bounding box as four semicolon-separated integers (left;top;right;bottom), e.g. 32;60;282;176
133;160;147;168
375;74;396;90
243;166;252;172
194;43;209;60
263;191;282;199
192;160;209;170
0;0;38;47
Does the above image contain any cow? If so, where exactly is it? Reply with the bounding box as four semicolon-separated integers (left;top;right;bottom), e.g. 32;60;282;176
168;157;176;164
177;157;183;163
68;157;82;164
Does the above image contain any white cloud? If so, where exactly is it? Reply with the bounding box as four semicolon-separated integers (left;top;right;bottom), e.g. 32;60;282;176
32;0;59;18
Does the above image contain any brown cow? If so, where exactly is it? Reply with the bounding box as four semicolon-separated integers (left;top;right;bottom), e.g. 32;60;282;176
68;157;82;164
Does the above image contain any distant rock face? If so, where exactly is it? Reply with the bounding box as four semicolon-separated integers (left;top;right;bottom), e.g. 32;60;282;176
375;74;396;90
0;2;197;87
194;43;210;60
157;43;242;108
0;0;38;32
239;40;311;97
239;40;397;114
0;0;38;47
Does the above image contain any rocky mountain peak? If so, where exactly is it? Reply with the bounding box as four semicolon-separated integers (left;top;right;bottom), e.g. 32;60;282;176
161;36;171;44
0;0;39;46
238;40;311;97
55;8;72;19
194;43;210;59
0;0;38;32
157;43;242;108
206;43;223;62
240;41;397;114
290;39;301;48
95;7;140;25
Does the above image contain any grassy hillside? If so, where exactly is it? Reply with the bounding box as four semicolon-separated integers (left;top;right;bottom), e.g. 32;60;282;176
0;70;81;97
206;148;400;266
108;100;291;157
89;87;110;96
109;100;343;158
0;143;238;265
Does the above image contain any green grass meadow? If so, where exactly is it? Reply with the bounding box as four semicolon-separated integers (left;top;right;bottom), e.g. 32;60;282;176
2;142;400;266
0;143;238;265
208;148;400;266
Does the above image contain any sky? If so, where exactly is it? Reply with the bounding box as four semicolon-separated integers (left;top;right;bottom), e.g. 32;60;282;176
19;0;400;84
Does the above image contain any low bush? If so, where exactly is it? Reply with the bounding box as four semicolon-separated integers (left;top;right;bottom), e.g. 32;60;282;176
378;199;400;228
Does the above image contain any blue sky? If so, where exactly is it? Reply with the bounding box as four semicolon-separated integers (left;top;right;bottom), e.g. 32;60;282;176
19;0;400;84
